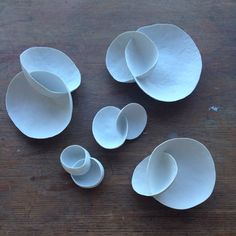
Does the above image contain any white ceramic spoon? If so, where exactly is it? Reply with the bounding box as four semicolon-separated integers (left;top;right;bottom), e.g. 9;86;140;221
6;72;72;139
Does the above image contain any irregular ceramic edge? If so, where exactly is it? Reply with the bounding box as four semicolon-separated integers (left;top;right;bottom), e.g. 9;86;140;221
136;23;203;102
60;145;91;175
71;157;105;189
131;155;151;197
105;31;151;83
21;67;70;96
146;152;178;196
124;32;159;78
151;137;216;210
20;46;81;92
118;103;147;140
5;71;73;139
92;106;128;149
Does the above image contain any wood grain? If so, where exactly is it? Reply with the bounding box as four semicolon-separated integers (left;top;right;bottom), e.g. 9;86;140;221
0;0;235;235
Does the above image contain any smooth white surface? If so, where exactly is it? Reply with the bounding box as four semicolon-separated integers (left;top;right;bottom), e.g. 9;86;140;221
117;103;147;140
132;152;178;197
6;72;72;139
132;138;216;209
106;24;202;102
136;24;202;102
106;31;156;83
92;106;128;149
71;158;104;189
20;47;81;92
147;152;178;196
125;32;158;78
60;145;91;176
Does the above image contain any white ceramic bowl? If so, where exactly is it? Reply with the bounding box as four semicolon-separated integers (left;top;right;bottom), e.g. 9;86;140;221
20;47;81;92
106;24;202;102
6;72;73;139
92;103;147;149
132;138;216;210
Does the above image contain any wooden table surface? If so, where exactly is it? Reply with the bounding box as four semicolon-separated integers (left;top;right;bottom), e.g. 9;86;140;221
0;0;235;235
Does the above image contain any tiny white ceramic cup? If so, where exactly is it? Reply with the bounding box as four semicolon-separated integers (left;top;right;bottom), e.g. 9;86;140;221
60;145;91;176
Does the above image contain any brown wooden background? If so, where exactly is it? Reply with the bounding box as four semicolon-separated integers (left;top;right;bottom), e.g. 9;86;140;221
0;0;235;235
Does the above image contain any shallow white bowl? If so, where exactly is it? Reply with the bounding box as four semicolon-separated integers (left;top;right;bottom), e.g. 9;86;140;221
20;47;81;92
132;138;216;210
6;72;72;139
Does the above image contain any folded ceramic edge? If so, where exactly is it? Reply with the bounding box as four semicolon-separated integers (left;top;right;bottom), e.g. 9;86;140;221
106;31;157;83
131;152;178;197
92;106;128;149
71;157;105;188
132;138;216;209
150;138;216;209
117;103;147;140
60;145;91;176
5;72;73;139
124;32;158;78
146;152;178;196
135;23;202;102
20;46;81;92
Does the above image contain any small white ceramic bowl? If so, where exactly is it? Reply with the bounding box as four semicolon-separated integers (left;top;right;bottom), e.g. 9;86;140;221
60;145;104;189
92;103;147;149
132;138;216;210
60;145;91;176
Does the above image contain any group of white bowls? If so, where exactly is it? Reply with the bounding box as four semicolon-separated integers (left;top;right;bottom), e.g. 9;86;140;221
5;23;216;210
6;47;81;139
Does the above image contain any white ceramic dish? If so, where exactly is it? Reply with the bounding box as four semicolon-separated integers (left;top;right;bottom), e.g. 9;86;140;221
20;47;81;92
132;138;216;210
106;24;202;102
92;103;147;149
71;158;104;189
6;72;73;139
60;145;91;176
60;145;104;189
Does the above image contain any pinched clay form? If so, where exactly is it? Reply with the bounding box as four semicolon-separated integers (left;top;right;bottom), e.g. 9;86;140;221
60;145;104;188
106;24;202;102
6;47;81;138
132;138;216;210
92;103;147;149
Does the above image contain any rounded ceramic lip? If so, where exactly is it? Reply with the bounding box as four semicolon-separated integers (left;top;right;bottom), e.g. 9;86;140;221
92;106;128;149
20;46;81;92
106;31;157;83
146;152;178;196
131;153;178;197
117;103;147;140
5;71;73;139
135;23;202;102
152;138;216;210
105;31;136;83
71;157;105;189
106;24;202;102
60;145;91;176
132;138;216;210
124;32;159;78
